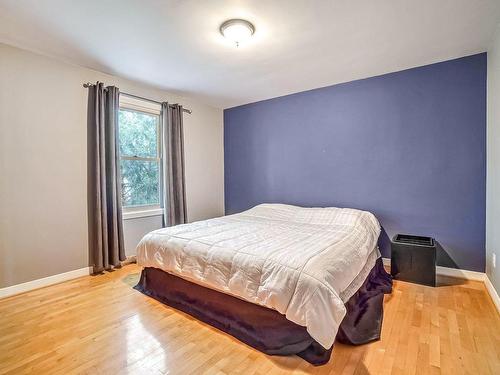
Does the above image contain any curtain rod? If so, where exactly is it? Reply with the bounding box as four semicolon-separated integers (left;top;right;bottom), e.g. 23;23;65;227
82;82;192;114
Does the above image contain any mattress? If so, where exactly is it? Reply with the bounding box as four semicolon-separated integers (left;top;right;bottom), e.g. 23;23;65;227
136;203;381;349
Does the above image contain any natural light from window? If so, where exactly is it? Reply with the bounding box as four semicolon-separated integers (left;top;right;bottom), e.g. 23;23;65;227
118;96;162;213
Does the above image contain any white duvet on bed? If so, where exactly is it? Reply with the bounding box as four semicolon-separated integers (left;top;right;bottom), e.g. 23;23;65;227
136;203;381;349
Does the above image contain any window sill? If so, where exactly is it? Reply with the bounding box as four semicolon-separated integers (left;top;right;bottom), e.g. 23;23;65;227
122;208;164;220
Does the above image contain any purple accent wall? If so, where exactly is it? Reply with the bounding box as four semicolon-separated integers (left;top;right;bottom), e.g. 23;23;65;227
224;53;486;272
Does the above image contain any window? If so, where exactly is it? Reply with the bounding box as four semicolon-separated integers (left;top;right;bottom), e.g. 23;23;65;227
118;95;162;218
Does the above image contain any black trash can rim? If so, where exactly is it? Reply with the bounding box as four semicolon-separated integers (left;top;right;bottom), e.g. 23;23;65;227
392;234;435;247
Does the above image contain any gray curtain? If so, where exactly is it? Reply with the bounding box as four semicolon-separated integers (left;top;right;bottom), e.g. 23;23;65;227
87;82;125;273
161;103;187;226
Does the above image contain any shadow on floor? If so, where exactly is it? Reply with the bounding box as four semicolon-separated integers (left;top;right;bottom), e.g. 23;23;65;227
436;274;468;287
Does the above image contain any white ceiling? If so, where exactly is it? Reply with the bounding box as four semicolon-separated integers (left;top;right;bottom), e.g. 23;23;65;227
1;0;499;109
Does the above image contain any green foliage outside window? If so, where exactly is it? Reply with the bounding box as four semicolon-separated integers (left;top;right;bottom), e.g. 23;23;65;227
118;109;160;207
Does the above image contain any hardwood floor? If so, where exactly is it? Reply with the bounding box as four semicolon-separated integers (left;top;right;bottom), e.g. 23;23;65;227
0;264;499;374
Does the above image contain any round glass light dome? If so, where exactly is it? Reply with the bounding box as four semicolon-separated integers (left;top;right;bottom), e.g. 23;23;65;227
220;19;255;46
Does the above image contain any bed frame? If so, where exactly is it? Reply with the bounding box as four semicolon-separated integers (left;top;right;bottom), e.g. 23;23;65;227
134;258;392;366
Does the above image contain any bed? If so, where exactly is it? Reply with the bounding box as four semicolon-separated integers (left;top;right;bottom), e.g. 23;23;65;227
135;203;392;365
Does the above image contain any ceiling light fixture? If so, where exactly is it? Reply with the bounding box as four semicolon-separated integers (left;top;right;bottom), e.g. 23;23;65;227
220;19;255;47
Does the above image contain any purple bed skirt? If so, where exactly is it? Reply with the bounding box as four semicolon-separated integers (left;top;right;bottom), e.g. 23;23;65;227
134;258;392;365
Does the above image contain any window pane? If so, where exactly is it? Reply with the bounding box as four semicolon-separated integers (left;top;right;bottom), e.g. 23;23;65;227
121;159;160;207
119;109;158;158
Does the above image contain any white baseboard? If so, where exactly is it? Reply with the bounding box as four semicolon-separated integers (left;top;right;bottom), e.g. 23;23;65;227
435;265;486;281
382;257;499;313
484;276;500;313
382;257;485;280
0;267;91;299
2;259;498;315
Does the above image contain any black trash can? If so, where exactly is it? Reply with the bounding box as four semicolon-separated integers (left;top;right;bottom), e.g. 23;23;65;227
391;234;436;287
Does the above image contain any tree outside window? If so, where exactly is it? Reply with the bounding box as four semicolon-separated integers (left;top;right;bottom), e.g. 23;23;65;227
118;108;161;208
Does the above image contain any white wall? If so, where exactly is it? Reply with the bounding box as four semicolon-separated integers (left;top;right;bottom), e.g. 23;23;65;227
123;216;163;257
487;24;500;294
0;43;224;288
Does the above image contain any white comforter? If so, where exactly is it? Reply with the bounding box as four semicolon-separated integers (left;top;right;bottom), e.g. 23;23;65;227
136;203;381;349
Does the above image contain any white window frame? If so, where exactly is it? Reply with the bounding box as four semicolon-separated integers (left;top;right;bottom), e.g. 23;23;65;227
119;94;164;220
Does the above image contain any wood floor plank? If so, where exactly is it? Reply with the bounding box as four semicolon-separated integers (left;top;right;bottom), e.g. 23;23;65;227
0;264;499;374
